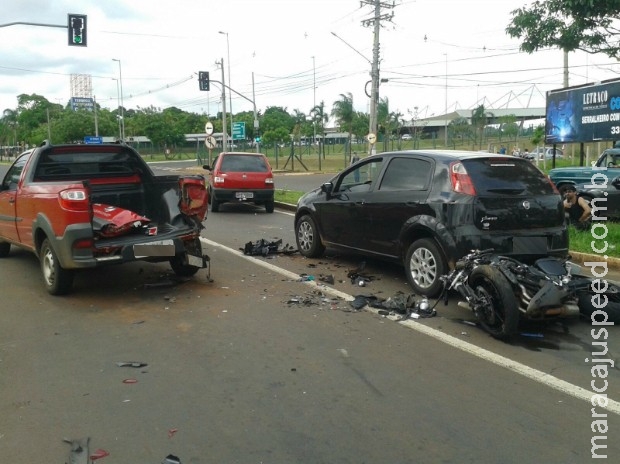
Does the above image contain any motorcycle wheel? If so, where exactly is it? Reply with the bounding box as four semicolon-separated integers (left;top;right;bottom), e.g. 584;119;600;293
578;290;620;324
469;265;519;340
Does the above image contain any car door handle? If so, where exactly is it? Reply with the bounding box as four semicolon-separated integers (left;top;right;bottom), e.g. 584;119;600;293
406;201;420;206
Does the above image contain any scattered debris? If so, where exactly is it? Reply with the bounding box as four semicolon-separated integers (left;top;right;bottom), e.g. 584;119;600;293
116;362;148;368
347;261;376;286
349;292;437;319
242;238;297;256
63;437;90;464
122;378;138;384
162;454;182;464
318;274;335;284
90;448;110;461
168;428;178;438
298;273;315;282
286;290;344;309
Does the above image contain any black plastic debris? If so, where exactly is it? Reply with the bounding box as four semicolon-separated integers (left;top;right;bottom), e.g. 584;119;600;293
116;362;148;368
350;295;381;310
162;455;182;464
350;292;437;319
347;261;375;285
318;274;335;284
63;437;90;464
242;238;297;256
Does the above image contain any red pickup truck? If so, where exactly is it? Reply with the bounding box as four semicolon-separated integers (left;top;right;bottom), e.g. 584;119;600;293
0;141;209;295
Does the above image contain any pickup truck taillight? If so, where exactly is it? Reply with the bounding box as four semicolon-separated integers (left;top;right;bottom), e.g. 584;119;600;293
58;188;89;211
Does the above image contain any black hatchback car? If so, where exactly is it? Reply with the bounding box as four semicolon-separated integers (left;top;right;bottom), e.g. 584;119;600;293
294;150;568;297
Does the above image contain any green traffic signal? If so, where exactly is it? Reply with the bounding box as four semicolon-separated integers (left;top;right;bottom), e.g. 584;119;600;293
68;14;87;47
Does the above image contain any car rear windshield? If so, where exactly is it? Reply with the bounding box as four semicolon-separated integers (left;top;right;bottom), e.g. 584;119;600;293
463;157;556;195
220;155;269;172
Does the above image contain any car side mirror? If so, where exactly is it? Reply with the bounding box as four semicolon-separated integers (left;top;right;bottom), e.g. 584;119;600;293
202;164;212;171
612;176;620;188
321;182;334;197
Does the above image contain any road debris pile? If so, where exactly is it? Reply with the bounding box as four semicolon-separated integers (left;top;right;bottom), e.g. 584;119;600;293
286;290;349;311
346;260;376;287
350;291;437;319
242;238;298;256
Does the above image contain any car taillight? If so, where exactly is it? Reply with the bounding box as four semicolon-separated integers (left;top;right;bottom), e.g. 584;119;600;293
547;176;560;194
450;161;476;196
265;178;274;184
58;188;89;211
214;176;225;184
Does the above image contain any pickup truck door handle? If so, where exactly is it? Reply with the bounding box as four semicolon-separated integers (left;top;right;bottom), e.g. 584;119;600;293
8;197;16;204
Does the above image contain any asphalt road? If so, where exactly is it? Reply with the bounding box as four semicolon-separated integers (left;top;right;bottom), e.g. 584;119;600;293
1;160;620;462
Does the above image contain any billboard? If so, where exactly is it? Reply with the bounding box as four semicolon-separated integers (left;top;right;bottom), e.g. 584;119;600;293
70;97;95;111
545;78;620;144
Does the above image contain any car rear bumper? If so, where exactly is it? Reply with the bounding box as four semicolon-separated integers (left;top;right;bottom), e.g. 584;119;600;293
212;188;274;203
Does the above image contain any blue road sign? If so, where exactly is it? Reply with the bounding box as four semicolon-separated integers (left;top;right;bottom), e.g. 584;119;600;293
84;136;103;144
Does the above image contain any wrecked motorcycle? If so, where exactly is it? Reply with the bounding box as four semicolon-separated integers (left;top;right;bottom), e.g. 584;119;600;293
439;249;620;340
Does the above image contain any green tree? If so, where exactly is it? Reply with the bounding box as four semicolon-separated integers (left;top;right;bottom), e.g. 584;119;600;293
471;105;494;149
449;116;471;147
262;107;294;135
331;92;354;156
310;100;329;157
498;114;519;143
506;1;620;58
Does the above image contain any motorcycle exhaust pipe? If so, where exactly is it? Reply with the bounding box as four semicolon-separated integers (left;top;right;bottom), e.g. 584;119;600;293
543;303;580;318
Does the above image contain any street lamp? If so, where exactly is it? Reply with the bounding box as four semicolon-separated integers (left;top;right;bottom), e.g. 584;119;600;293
112;58;125;140
219;31;233;149
112;78;121;139
444;53;448;147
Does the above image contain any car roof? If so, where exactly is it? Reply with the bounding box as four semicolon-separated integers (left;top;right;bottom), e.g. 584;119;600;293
369;149;519;161
220;151;266;156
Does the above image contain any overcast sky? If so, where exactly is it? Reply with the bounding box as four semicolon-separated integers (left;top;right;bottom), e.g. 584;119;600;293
1;0;618;126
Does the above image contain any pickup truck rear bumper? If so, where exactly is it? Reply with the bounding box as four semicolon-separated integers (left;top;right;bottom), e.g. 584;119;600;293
53;223;206;269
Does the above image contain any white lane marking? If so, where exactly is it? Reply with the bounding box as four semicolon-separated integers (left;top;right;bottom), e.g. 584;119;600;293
200;237;620;416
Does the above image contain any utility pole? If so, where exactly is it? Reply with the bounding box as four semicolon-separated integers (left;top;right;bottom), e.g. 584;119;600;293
361;0;394;155
216;59;228;151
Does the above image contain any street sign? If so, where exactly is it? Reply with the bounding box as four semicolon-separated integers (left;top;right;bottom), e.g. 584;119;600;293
205;136;217;149
205;121;214;135
232;121;246;140
367;133;377;144
84;136;102;144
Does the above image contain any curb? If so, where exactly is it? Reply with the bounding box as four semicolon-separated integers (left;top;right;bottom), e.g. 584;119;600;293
567;251;620;271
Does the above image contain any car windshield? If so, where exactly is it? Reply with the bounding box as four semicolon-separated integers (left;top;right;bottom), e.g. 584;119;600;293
463;157;556;195
220;155;268;172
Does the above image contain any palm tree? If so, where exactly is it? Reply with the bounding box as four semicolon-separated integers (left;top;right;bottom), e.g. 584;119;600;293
471;104;494;149
331;92;354;157
310;101;329;157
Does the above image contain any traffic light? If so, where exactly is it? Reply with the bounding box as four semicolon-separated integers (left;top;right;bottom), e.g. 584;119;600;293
68;14;87;47
198;71;210;91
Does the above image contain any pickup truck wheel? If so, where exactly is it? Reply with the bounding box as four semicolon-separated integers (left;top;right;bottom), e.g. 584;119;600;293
170;255;200;277
0;242;10;258
40;238;74;295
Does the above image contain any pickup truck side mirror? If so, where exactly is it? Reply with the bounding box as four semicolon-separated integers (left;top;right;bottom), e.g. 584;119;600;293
202;164;212;171
612;176;620;188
